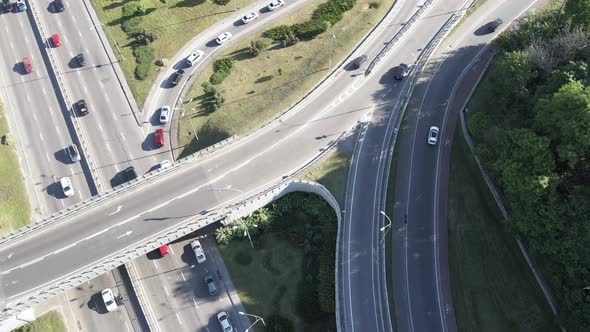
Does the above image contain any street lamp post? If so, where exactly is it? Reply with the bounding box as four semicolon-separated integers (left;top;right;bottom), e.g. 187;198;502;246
89;21;125;61
239;311;266;332
379;210;392;238
208;186;255;248
176;97;198;140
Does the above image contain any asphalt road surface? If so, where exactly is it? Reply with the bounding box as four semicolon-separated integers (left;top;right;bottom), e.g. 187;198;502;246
390;0;543;331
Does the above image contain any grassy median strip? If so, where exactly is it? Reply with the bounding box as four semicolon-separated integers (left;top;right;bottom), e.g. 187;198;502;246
447;128;557;331
0;105;30;234
90;0;258;107
12;311;66;332
178;0;394;156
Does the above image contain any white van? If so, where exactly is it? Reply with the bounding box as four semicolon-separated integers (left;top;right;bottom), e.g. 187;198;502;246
186;50;205;67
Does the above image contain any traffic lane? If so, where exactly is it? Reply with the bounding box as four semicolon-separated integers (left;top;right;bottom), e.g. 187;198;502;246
64;271;135;332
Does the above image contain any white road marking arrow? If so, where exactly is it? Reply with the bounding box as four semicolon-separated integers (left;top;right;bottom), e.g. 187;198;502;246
116;231;133;239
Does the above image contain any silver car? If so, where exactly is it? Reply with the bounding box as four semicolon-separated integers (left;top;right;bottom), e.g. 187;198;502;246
428;126;439;145
66;144;80;162
217;311;233;332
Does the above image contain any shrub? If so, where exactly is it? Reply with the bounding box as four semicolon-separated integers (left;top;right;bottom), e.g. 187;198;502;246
263;25;294;40
133;45;155;64
136;30;160;45
134;62;151;80
293;20;330;40
255;37;273;52
213;0;231;4
209;58;234;84
122;2;146;18
265;314;295;332
121;16;143;35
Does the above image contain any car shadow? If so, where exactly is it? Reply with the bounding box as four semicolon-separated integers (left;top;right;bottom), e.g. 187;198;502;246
379;67;397;85
260;6;272;13
149;108;164;127
232;19;244;27
46;3;56;13
180;243;196;266
87;293;107;314
142;133;156;151
146;249;163;261
54;148;71;164
205;40;219;48
173;59;189;70
46;181;65;199
13;62;26;75
110;170;131;188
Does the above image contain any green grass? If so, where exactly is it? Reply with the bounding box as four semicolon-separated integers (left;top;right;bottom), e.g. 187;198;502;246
90;0;258;108
178;0;395;155
447;127;558;332
0;105;30;234
299;150;350;205
13;311;66;332
219;233;306;328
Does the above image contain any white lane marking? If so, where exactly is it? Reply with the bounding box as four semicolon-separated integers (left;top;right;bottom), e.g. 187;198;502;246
152;259;158;270
71;15;76;23
175;313;182;325
42;87;47;96
169;246;174;255
26;94;31;103
106;143;111;152
125;321;131;332
98;123;104;133
39;132;44;141
108;205;123;216
55;126;61;135
180;271;186;281
112;113;117;121
192;297;198;309
45;153;50;163
163;286;169;296
32;113;37;121
8;253;12;259
116;231;133;239
53;243;76;255
17;256;44;269
128;152;133;160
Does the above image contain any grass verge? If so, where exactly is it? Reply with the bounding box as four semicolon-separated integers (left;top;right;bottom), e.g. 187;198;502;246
13;311;66;332
447;127;558;331
90;0;257;108
299;149;351;205
178;0;395;156
0;105;30;234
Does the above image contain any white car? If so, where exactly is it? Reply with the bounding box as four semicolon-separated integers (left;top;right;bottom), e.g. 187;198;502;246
241;11;259;24
191;240;206;264
101;288;118;312
186;50;204;67
267;0;285;10
159;105;171;124
159;160;172;169
215;32;232;45
59;177;74;197
428;126;439;145
217;311;234;332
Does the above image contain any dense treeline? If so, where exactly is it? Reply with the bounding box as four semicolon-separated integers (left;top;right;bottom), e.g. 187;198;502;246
467;1;590;330
216;193;337;330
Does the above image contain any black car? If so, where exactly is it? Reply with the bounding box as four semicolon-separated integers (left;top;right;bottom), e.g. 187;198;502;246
350;55;368;69
393;63;410;80
170;69;184;86
53;0;64;12
75;53;86;67
487;18;503;33
2;0;13;12
75;99;88;116
123;167;138;182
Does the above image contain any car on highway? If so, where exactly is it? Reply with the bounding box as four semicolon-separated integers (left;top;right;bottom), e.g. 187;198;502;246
159;160;171;169
22;57;33;73
53;0;64;12
3;0;13;12
215;32;232;45
217;311;233;332
101;288;118;312
170;69;184;86
393;63;410;80
186;50;204;67
241;11;259;24
159;244;169;257
59;177;74;197
350;55;367;69
51;34;62;47
191;240;206;264
15;0;25;11
427;126;439;145
66;144;81;163
487;18;503;33
123;166;138;182
205;274;218;295
75;99;88;116
75;53;86;67
154;129;164;148
159;105;170;124
267;0;284;11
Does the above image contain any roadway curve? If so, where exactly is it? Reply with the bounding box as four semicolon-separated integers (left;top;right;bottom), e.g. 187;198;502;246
390;0;543;331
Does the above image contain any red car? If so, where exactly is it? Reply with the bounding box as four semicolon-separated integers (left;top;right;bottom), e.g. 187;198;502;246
22;57;33;73
154;129;164;148
51;34;62;47
159;245;169;257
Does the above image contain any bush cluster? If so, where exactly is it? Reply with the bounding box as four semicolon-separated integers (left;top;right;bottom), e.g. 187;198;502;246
209;57;234;85
262;0;356;44
213;0;231;5
249;38;273;56
201;82;225;112
133;45;155;80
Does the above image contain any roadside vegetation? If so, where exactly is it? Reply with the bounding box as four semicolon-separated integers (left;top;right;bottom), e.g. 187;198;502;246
0;105;30;234
217;192;337;331
90;0;258;107
299;150;350;205
13;311;66;332
466;1;590;329
178;0;394;156
448;130;557;331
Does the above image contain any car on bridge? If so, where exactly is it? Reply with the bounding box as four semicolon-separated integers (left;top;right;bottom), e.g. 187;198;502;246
75;53;86;67
66;144;81;163
75;99;88;116
154;129;164;148
393;63;410;80
159;105;170;123
59;177;74;197
15;0;25;11
51;34;62;47
159;244;169;257
22;57;33;73
191;240;206;264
